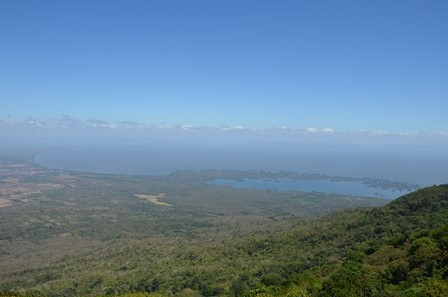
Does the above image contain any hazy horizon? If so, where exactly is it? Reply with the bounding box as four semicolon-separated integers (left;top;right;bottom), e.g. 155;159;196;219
1;1;447;186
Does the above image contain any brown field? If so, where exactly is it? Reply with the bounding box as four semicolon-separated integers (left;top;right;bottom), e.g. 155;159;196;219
0;198;12;208
134;193;171;206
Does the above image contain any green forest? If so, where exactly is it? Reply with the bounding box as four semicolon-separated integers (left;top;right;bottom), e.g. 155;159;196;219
0;157;447;297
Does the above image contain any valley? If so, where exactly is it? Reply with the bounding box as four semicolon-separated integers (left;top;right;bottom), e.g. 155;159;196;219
0;156;446;297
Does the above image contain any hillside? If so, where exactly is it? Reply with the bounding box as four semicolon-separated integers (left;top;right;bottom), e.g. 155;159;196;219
231;184;448;296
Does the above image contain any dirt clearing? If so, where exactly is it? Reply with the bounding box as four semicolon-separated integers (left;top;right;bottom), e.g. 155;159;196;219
134;193;171;206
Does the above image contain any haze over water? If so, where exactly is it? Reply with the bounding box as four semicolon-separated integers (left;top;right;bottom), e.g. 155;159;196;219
34;140;448;186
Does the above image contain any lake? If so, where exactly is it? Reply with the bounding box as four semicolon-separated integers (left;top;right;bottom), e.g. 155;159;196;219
207;178;413;199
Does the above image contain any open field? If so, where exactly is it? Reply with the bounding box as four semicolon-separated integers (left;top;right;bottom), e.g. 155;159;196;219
135;193;170;206
0;198;12;207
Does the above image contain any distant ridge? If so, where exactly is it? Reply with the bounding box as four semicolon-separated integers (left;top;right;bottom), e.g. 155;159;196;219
385;184;448;215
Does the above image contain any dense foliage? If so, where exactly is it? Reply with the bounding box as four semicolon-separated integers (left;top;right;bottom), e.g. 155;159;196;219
233;185;448;297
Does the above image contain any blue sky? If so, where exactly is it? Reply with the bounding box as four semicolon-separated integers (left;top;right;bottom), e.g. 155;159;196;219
1;0;448;132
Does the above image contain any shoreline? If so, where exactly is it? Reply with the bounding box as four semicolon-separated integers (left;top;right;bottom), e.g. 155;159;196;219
31;148;420;200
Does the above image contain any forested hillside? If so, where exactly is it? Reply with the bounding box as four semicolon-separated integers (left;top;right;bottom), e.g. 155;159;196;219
229;185;448;296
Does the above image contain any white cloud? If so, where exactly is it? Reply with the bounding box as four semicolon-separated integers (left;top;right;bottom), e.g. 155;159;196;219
1;116;448;142
219;125;246;131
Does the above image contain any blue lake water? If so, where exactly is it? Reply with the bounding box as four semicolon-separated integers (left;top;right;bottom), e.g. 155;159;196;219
208;178;413;199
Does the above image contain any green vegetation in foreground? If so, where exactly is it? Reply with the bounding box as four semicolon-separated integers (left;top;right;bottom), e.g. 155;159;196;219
0;158;446;296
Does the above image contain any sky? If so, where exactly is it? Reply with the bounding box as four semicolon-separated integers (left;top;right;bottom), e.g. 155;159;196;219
1;0;448;133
